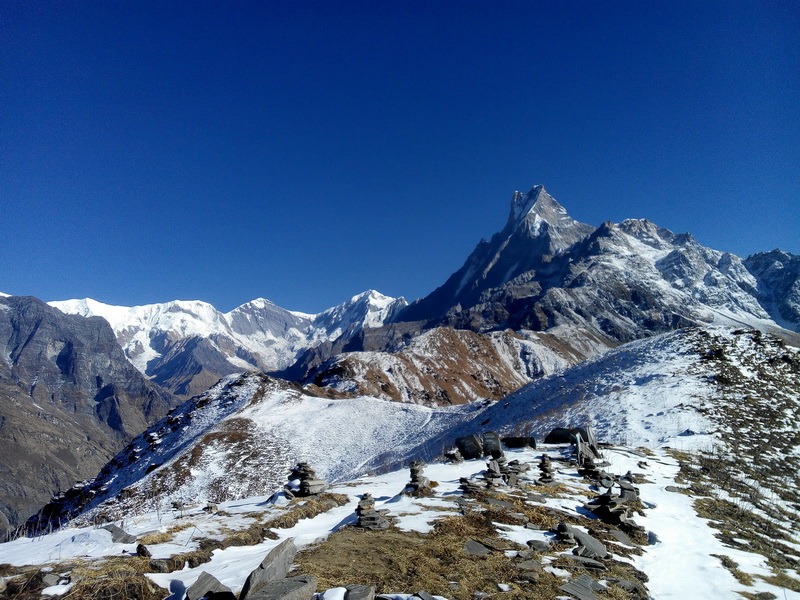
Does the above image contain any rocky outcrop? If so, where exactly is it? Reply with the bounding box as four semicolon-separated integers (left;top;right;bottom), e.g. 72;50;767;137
302;326;603;406
0;296;177;535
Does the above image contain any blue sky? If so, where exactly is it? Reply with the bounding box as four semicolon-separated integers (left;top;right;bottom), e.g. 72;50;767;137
2;1;798;313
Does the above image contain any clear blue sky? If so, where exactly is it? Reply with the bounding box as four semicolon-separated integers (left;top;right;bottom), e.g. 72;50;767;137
2;1;798;313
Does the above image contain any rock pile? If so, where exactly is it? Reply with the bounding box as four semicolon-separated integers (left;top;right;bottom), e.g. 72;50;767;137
459;476;483;494
285;462;328;498
537;454;555;484
584;478;645;538
355;493;390;530
405;461;432;495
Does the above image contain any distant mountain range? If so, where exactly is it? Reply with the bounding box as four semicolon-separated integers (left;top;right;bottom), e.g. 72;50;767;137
3;183;799;536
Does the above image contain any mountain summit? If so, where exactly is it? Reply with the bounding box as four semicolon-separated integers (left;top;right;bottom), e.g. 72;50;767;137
399;186;595;323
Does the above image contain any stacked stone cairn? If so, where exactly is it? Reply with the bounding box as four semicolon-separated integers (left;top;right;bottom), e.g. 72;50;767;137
537;454;555;485
459;476;483;495
285;462;328;498
405;460;432;495
584;475;645;538
484;457;506;487
355;493;391;530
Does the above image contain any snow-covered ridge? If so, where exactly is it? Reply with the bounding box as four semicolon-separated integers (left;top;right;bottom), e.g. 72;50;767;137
49;290;405;389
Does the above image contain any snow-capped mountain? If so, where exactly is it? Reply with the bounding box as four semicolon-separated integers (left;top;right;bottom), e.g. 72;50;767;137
396;185;800;344
50;290;406;397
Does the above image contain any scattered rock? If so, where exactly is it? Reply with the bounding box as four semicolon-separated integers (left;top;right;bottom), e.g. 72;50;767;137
101;523;136;544
135;543;151;558
456;434;484;460
245;575;317;600
345;584;376;600
186;571;233;600
239;538;298;600
559;574;603;600
42;574;61;587
464;539;492;556
500;436;536;449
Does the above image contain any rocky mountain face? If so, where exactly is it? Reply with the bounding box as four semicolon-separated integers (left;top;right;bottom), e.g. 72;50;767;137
744;249;800;331
51;291;407;398
0;296;178;535
396;186;800;343
301;325;609;405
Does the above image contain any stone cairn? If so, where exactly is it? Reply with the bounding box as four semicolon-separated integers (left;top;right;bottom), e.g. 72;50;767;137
537;454;555;485
459;476;483;495
285;462;328;498
584;475;645;538
405;461;432;495
355;493;390;530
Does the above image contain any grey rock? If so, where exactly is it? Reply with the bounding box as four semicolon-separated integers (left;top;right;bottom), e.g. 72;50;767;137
482;431;503;458
101;524;136;544
455;434;484;460
559;574;603;600
526;539;551;552
239;539;298;600
464;539;492;556
563;555;606;570
148;559;171;573
42;574;61;587
572;530;608;560
345;585;376;600
186;571;232;600
515;559;543;573
245;575;317;600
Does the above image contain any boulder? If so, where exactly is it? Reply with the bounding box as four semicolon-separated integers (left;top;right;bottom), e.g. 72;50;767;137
501;436;536;449
482;431;503;458
245;576;317;600
186;571;233;600
559;574;603;600
543;427;572;444
42;574;61;587
239;539;298;600
464;539;491;556
455;434;484;460
345;585;376;600
101;523;136;544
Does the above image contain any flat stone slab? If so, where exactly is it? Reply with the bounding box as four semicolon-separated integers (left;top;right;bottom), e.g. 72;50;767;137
561;555;606;570
464;539;492;556
245;576;317;600
101;524;136;544
186;571;232;600
345;585;376;600
560;574;603;600
572;529;608;559
239;539;298;600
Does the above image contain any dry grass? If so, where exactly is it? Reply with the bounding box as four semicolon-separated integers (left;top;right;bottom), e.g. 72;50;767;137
262;493;349;531
65;557;161;600
296;511;567;599
712;554;755;586
137;521;193;545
